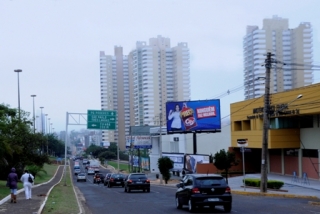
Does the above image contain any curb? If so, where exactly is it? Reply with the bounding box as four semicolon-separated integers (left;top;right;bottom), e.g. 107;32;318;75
232;190;319;199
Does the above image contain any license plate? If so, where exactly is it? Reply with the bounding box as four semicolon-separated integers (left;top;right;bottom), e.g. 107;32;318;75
208;198;219;202
136;182;142;184
116;182;120;184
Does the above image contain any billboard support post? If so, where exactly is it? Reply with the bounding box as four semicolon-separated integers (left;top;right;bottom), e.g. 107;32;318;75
193;133;197;154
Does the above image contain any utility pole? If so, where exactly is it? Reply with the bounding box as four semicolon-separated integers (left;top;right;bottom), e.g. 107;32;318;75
159;113;163;185
260;52;273;193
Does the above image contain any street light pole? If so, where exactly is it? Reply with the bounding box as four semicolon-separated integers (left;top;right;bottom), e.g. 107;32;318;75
31;95;36;133
159;113;163;185
45;114;48;134
40;107;44;134
14;69;22;120
260;52;273;193
48;118;51;133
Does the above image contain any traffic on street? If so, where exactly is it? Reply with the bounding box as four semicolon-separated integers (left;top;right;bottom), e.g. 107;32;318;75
71;159;320;214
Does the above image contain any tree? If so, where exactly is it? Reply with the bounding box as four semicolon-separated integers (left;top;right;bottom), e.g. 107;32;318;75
157;157;173;184
213;149;239;184
0;104;50;179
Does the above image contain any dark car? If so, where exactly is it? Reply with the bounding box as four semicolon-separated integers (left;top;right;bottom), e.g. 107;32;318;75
107;173;125;188
124;173;150;193
175;174;232;213
93;173;104;184
103;173;112;186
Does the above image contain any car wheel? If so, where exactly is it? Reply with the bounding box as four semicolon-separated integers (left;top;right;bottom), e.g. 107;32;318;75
224;203;232;213
176;197;182;209
77;180;79;182
188;199;195;213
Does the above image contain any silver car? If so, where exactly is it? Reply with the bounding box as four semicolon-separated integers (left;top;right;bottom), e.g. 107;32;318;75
77;173;87;182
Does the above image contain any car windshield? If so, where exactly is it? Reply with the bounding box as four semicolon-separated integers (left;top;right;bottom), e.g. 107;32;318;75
130;174;147;179
78;173;85;176
112;174;124;178
195;177;226;186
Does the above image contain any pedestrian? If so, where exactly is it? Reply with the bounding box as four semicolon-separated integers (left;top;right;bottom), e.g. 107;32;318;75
20;169;34;200
7;167;19;203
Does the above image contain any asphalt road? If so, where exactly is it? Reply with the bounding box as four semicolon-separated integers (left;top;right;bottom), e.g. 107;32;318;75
72;163;320;214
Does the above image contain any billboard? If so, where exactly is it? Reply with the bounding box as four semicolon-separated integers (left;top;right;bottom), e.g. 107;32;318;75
184;154;210;173
166;100;221;133
125;136;152;149
162;153;184;172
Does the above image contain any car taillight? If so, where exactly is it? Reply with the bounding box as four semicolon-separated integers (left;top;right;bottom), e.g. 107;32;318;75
225;186;231;193
127;180;132;183
146;179;150;183
192;188;200;194
110;178;114;181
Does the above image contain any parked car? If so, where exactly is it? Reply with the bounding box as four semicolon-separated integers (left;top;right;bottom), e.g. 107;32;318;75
74;168;81;175
93;173;104;184
82;159;88;164
175;174;232;213
107;173;125;188
124;173;150;193
103;173;112;186
87;168;95;175
77;173;87;182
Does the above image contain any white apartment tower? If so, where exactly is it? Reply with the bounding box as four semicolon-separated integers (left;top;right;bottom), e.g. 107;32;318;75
100;47;134;150
129;36;190;126
100;36;190;150
244;15;313;100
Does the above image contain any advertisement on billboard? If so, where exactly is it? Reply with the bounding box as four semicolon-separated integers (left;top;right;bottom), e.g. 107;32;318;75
184;154;210;173
162;153;185;172
140;157;150;170
125;136;152;149
166;100;221;133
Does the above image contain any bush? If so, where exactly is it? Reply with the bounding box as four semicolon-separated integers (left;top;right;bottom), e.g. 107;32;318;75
267;180;284;189
243;178;284;189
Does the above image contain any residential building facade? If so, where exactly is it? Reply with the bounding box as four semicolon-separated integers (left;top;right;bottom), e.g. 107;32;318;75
244;15;313;100
100;36;191;150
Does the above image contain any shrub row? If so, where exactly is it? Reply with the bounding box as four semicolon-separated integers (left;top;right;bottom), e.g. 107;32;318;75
243;178;284;189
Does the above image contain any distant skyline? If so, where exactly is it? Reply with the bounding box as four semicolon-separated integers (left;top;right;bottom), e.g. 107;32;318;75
1;0;319;133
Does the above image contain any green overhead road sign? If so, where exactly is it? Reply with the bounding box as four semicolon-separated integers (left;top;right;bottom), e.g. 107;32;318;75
87;110;117;130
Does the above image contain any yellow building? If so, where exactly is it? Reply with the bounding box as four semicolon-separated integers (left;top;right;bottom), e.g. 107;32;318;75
230;83;320;179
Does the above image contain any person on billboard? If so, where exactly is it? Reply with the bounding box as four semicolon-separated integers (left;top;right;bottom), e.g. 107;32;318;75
185;154;202;173
168;104;183;131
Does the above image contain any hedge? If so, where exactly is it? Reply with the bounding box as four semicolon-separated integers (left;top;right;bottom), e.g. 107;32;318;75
243;178;284;189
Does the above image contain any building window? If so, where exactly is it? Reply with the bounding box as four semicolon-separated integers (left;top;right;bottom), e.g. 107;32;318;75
302;149;318;158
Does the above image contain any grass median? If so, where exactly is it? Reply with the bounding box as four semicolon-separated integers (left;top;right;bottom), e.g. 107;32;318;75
0;163;59;200
42;166;79;214
107;160;129;173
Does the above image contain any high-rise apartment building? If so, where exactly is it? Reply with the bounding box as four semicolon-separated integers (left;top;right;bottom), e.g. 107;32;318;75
100;36;190;150
243;15;313;100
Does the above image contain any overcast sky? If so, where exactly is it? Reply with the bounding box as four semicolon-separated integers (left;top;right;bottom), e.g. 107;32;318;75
1;0;319;133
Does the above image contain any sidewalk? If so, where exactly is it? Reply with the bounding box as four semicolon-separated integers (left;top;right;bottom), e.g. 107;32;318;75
0;165;64;214
148;172;320;200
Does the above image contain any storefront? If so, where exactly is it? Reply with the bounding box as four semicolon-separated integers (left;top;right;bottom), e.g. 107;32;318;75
230;83;320;179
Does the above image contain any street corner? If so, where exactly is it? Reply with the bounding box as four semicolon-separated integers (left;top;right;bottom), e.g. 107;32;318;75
232;190;319;200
